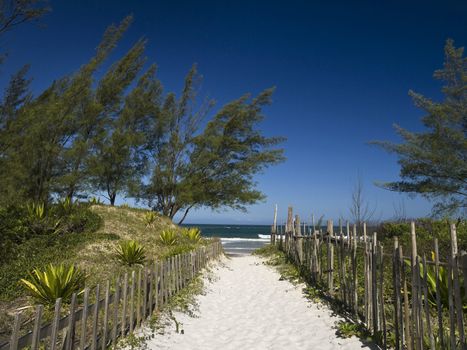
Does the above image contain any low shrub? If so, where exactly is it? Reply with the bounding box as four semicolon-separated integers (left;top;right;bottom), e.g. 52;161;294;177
144;211;157;228
159;230;178;246
20;264;86;305
56;205;101;234
377;218;466;258
115;240;146;266
182;227;201;242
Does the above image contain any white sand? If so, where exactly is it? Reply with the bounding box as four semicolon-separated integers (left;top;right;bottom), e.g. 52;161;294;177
145;255;375;350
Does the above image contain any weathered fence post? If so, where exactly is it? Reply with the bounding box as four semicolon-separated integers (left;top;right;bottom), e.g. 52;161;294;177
352;224;358;318
31;305;43;350
393;237;401;350
286;207;293;255
272;204;277;245
101;281;111;349
327;220;334;294
295;215;302;264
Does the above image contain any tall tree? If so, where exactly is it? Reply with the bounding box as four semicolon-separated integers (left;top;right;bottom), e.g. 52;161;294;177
0;16;132;204
89;62;162;205
141;65;213;218
141;68;285;223
373;39;467;216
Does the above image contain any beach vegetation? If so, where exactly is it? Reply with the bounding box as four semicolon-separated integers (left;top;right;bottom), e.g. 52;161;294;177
0;14;285;227
404;252;466;310
335;321;370;339
159;229;178;246
20;264;86;305
115;240;146;266
144;211;157;227
139;81;285;224
0;204;212;344
182;227;201;242
372;39;467;217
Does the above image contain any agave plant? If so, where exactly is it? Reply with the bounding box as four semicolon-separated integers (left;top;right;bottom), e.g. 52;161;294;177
182;227;201;242
115;240;146;266
27;202;45;221
58;197;73;215
144;211;157;228
405;252;466;310
89;197;102;205
20;264;86;305
25;202;61;235
159;230;178;246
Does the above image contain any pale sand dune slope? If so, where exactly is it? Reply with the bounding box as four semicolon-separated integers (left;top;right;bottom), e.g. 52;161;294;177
146;255;376;350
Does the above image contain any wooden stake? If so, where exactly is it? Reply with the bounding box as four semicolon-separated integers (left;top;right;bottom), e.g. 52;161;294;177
91;285;100;350
101;281;111;350
80;287;90;349
9;313;21;350
50;298;62;350
31;305;43;350
65;293;77;350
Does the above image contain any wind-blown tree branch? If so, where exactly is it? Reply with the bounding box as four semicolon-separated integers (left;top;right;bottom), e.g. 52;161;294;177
142;64;213;217
0;16;132;204
141;70;285;223
372;39;467;216
57;17;136;201
89;62;163;205
0;0;49;35
0;0;49;64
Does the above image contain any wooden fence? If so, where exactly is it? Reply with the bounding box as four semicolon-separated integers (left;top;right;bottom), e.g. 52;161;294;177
1;241;223;350
271;206;466;350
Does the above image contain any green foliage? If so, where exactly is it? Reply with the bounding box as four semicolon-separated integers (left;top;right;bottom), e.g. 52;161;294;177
25;202;61;235
372;39;467;216
0;16;133;205
0;202;101;266
378;218;466;257
27;202;45;220
0;15;284;221
58;197;73;215
0;1;50;39
159;230;178;246
335;321;368;339
405;252;466;310
87;48;155;206
144;211;157;228
139;66;285;223
253;244;277;257
379;222;409;238
89;197;102;205
20;264;86;305
115;240;146;266
182;227;201;242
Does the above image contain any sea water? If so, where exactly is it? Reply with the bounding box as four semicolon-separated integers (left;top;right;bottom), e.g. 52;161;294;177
182;224;271;255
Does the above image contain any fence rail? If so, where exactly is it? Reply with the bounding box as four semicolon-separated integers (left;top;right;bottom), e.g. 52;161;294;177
1;240;223;350
271;206;466;350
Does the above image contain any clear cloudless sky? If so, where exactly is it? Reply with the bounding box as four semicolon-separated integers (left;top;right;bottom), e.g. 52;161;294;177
2;0;466;224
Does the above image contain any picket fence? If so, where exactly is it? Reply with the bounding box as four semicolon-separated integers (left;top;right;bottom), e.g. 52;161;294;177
1;240;223;350
270;206;466;350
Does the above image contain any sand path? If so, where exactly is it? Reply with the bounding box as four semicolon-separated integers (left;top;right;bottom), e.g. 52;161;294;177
146;255;374;350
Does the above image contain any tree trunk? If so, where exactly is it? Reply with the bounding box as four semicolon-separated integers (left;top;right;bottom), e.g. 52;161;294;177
177;205;193;225
109;192;116;206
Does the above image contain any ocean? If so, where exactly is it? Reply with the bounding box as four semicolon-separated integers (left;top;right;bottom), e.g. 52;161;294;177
182;224;271;255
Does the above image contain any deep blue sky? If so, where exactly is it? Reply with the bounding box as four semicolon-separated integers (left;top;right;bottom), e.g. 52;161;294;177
2;0;466;224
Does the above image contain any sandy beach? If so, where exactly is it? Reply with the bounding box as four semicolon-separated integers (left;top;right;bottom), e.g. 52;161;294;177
145;255;375;350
